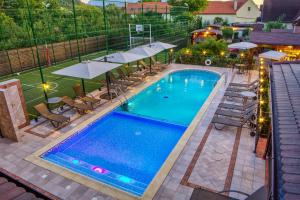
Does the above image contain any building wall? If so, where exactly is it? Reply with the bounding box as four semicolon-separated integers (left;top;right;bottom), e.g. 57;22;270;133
236;0;261;22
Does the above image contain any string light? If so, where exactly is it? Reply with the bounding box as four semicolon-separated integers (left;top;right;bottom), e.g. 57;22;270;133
260;100;264;105
260;71;264;76
185;49;190;54
220;51;225;56
260;66;264;70
203;50;207;55
43;83;50;90
259;117;264;123
240;53;245;58
260;79;264;83
260;88;264;92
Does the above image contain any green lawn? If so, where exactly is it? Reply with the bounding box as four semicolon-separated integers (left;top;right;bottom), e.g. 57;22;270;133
0;51;170;118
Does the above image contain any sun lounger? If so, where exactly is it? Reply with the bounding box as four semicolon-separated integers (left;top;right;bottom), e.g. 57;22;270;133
212;106;256;131
116;68;143;85
124;67;147;79
229;79;259;88
62;96;92;115
218;100;257;111
73;84;101;109
110;72;133;87
34;103;70;128
151;56;168;71
140;60;159;73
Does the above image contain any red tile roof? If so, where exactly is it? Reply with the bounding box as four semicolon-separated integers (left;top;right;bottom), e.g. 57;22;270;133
126;2;170;14
195;0;247;15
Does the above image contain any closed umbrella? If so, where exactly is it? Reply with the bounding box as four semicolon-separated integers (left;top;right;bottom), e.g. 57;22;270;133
52;61;122;97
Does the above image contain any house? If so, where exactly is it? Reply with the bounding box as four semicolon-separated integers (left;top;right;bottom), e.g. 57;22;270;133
195;0;261;24
261;0;300;28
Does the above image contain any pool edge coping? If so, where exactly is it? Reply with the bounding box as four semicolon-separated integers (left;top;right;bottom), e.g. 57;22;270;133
25;66;225;200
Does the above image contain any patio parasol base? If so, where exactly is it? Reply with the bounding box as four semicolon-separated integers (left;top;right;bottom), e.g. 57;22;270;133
100;93;118;100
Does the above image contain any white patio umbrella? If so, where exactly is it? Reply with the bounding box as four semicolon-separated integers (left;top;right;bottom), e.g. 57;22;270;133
94;52;147;64
128;46;161;74
145;41;177;51
228;42;257;50
53;60;121;96
259;50;287;61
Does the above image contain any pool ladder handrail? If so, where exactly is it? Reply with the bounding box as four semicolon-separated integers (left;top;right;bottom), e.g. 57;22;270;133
115;85;128;105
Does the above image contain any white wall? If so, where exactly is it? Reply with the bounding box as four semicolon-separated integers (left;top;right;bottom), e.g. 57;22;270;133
198;15;236;24
236;0;261;22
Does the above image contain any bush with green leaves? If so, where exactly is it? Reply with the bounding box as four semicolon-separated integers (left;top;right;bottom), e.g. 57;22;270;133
175;37;236;66
222;27;233;40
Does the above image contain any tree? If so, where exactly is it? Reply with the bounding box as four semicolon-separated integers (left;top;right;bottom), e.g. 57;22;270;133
213;17;223;25
222;27;233;40
168;0;208;12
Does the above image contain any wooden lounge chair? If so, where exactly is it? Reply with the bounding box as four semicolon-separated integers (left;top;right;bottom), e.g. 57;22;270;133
124;67;147;79
151;56;168;71
110;72;133;87
61;96;92;115
72;84;101;109
34;103;70;128
116;68;143;86
139;60;159;73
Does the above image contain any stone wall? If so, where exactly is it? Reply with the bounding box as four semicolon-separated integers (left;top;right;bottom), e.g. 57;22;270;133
0;79;29;142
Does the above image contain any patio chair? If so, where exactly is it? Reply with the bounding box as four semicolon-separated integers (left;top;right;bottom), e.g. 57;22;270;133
212;105;256;131
228;79;259;89
61;96;92;115
124;66;147;79
226;82;259;93
72;84;101;109
116;68;143;85
109;72;133;87
190;186;267;200
151;56;168;71
218;100;257;111
224;89;258;99
140;60;159;73
34;103;70;128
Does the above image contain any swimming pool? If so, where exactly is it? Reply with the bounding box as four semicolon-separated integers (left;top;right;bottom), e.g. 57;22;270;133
38;70;220;198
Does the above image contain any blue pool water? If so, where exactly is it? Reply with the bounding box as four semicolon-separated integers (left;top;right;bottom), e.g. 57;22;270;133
42;70;220;196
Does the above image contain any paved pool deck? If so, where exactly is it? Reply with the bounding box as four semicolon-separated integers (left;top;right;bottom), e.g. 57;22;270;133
0;64;265;200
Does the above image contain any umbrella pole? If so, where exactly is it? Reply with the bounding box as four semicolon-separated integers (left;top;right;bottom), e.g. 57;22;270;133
105;72;111;99
81;79;86;95
150;57;152;74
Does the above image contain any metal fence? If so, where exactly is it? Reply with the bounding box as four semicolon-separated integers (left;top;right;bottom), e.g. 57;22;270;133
0;0;192;116
0;0;190;74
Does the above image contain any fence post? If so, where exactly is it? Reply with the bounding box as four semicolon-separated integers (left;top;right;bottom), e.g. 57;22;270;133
125;1;128;50
16;49;23;71
142;1;144;43
26;0;48;100
45;6;56;65
5;50;13;74
102;0;109;54
71;0;86;94
71;0;81;63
